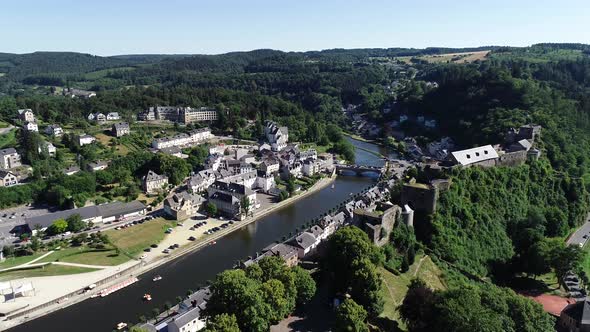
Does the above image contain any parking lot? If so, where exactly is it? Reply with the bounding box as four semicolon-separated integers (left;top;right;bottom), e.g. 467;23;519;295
0;204;55;247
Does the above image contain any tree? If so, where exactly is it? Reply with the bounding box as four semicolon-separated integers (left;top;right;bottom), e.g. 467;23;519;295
47;218;68;235
334;299;369;332
205;313;240;332
206;202;218;217
240;196;251;216
66;213;86;232
292;266;316;307
399;279;438;332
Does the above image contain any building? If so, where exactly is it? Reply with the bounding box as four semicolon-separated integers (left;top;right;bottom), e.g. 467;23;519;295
299;149;318;161
139;106;218;124
208;191;241;218
44;124;63;137
24;201;146;234
23;122;38;132
207;181;256;219
261;243;299;267
0;148;22;169
78;134;96;146
38;141;56;157
259;158;280;175
449;145;499;167
142;170;169;195
106;112;120;121
0;170;18;187
264;121;289;151
17;109;35;122
354;204;400;247
401;179;451;214
88;113;106;122
63;165;80;176
164;192;203;221
151;128;212;150
558;299;590;332
180;107;218;124
290;232;319;258
86;160;109;172
112;122;130;137
255;172;276;192
427;137;455;160
302;158;322;176
63;88;96;98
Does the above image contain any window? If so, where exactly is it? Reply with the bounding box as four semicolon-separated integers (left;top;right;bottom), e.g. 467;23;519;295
484;150;489;154
475;152;480;157
466;154;471;159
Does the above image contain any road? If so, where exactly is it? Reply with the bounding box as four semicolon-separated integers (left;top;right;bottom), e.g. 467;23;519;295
567;213;590;247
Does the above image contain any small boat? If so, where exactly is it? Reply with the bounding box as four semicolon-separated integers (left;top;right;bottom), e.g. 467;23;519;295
152;275;162;282
331;184;335;189
210;241;217;245
116;322;127;330
143;293;152;301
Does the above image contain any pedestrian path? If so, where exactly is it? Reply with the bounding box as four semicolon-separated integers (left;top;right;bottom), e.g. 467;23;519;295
52;262;109;269
24;251;54;266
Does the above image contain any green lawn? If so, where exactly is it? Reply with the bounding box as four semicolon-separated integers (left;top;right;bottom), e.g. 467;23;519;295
38;247;130;266
379;255;446;323
0;264;98;281
0;253;44;270
0;129;16;149
0;121;9;128
105;218;175;257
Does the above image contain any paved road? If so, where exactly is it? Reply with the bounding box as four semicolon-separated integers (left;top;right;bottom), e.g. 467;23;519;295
567;213;590;247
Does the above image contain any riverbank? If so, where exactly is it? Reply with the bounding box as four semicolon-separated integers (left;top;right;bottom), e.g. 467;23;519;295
0;175;337;330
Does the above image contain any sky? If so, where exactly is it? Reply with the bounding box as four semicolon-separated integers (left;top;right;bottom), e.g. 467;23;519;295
1;0;589;56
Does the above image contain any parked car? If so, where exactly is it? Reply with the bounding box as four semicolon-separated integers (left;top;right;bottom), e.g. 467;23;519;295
162;249;170;254
188;236;196;241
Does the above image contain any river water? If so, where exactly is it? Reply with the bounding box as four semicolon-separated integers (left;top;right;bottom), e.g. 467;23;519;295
9;139;381;332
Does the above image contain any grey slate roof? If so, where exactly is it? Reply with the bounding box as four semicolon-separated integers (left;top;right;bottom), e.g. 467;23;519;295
291;232;317;250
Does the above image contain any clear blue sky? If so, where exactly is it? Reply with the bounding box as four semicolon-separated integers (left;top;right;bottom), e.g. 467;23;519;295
1;0;589;56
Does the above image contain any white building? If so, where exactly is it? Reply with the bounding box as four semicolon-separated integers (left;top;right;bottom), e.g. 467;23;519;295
23;122;38;132
0;170;18;187
0;148;22;169
302;158;322;176
264;121;289;152
181;107;218;123
450;145;499;167
38;141;57;157
78;134;96;146
152;128;212;150
17;109;35;122
142;170;169;194
106;112;120;121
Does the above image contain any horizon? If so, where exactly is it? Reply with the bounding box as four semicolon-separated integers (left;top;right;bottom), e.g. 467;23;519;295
1;0;588;56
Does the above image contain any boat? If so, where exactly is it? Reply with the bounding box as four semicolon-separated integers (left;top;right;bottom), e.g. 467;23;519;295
331;184;335;189
116;322;127;330
152;275;162;282
143;293;152;301
210;241;217;245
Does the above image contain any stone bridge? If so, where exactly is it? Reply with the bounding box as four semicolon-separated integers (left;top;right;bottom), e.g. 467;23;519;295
335;162;388;176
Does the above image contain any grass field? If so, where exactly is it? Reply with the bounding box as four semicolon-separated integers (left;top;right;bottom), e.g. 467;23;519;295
0;253;44;270
0;129;16;149
0;264;98;281
490;49;586;63
38;247;129;266
397;50;490;64
95;132;113;145
105;218;175;257
0;121;9;128
379;255;446;323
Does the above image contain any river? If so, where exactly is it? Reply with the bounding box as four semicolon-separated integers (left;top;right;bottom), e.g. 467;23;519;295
9;138;380;332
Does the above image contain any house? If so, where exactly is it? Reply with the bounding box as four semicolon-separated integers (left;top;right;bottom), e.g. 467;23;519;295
0;148;22;169
142;170;168;195
78;134;96;146
86;160;108;172
106;112;120;121
111;122;130;137
264;121;289;151
38;141;56;157
427;137;455;160
63;165;80;176
259;158;280;175
298;149;317;161
450;145;499;167
87;113;106;122
205;154;223;171
281;161;302;179
302;158;322;176
63;88;96;99
17;109;35;122
23;121;38;132
255;172;276;192
44;124;63;137
160;146;188;159
0;170;18;187
208;191;241;218
188;170;218;193
164;192;203;221
290;232;319;258
24;201;145;234
165;299;208;332
558;299;590;332
261;243;299;267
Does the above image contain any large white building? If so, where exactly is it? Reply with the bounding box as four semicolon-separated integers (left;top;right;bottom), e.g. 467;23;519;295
152;128;212;150
78;134;96;146
139;106;218;124
0;148;22;169
264;121;289;152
